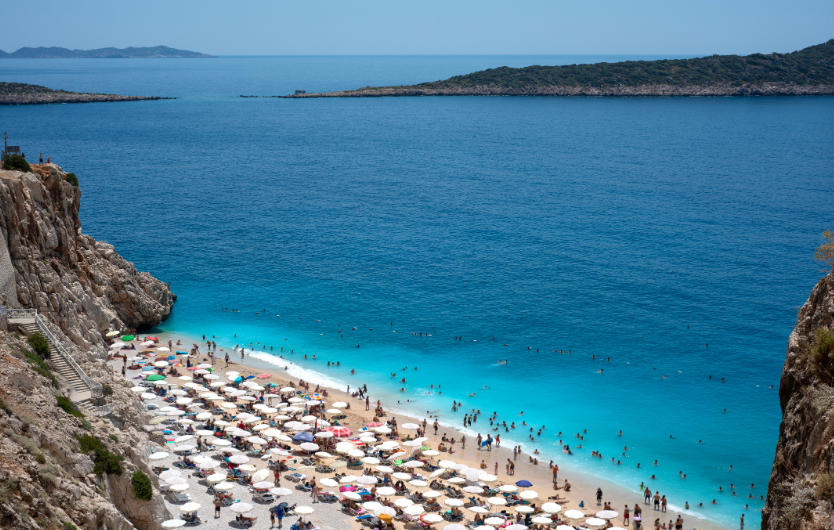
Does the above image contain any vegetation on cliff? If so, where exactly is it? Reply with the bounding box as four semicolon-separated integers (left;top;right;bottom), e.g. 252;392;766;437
371;39;834;91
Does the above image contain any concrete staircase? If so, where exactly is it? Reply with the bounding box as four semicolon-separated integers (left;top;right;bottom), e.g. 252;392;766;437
20;322;90;399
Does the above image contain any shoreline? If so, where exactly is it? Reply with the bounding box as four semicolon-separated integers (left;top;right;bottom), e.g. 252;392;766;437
142;327;731;530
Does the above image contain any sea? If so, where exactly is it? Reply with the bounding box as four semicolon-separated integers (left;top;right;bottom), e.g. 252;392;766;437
2;55;834;530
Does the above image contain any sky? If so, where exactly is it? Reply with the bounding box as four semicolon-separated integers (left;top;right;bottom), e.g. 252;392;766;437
2;0;832;56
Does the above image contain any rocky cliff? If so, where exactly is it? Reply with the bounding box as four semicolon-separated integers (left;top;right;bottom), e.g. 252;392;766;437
0;329;170;530
763;271;834;530
0;163;175;349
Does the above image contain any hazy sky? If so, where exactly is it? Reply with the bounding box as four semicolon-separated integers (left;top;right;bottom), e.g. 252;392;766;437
3;0;832;56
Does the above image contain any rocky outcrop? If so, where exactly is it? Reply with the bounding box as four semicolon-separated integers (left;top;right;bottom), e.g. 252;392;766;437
0;164;175;349
763;271;834;530
282;82;834;98
0;93;168;105
0;330;170;530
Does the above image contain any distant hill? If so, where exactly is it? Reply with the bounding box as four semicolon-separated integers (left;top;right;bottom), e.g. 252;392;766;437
0;46;212;58
0;81;167;105
284;39;834;98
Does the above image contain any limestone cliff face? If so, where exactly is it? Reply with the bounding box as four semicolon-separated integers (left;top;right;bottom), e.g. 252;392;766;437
763;271;834;530
0;163;175;348
0;330;170;530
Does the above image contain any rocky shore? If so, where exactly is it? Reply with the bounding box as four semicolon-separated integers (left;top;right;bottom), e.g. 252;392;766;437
282;82;834;98
0;93;168;105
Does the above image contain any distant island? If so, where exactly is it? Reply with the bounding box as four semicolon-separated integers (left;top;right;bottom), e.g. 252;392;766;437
0;45;212;59
0;82;168;105
283;39;834;98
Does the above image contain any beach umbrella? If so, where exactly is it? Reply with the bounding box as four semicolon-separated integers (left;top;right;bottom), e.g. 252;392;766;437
375;506;397;518
319;478;339;488
230;502;253;514
505;525;528;530
170;483;190;492
327;426;353;438
555;526;576;530
357;475;378;485
445;498;464;507
106;331;120;338
251;469;269;483
331;402;347;408
363;501;384;512
110;342;125;350
563;510;584;520
392;472;412;480
479;474;497;483
447;477;466;484
515;506;535;513
394;498;414;508
343;491;362;500
159;469;182;481
403;461;424;468
295;506;315;515
484;518;505;526
121;335;135;341
596;511;619;520
347;449;365;458
376;465;394;474
253;481;274;489
247;436;267;445
404;505;425;516
271;487;293;496
198;459;219;470
362;457;380;465
423;491;441;498
300;442;320;452
468;507;489;514
499;485;518;492
401;423;420;431
315;451;334;459
174;435;194;444
175;398;193;405
130;386;145;393
585;519;607;528
409;480;429;488
229;455;250;464
542;503;562;514
161;520;185;528
515;480;533;488
149;452;170;460
146;374;165;381
211;439;231;447
463;486;484;494
444;525;467;530
141;393;158;400
519;490;539;500
158;347;170;352
422;514;444;524
438;460;457;469
206;473;227;483
179;502;201;513
532;517;554;525
422;450;440;456
488;497;507;506
339;475;357;483
215;482;236;491
293;432;315;443
376;486;396;496
375;426;392;434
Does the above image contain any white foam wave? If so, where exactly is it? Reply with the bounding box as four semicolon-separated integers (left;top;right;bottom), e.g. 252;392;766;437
245;349;349;392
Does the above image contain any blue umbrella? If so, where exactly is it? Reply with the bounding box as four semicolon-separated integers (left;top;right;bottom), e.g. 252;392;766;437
234;376;243;383
515;480;533;488
245;375;255;379
293;432;314;443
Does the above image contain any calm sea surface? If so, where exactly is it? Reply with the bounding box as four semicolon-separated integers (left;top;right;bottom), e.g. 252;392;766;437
3;56;834;530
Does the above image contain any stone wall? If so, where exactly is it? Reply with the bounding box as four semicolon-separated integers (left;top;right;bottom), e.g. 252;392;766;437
0;227;17;307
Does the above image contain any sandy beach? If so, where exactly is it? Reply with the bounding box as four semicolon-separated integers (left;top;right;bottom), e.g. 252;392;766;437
110;329;728;530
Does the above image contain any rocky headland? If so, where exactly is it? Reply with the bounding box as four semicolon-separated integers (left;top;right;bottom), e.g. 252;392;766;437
0;82;168;106
764;268;834;530
282;38;834;98
0;161;177;528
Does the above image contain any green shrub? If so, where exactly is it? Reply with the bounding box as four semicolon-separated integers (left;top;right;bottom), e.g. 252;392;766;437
812;327;834;377
76;435;123;476
56;396;84;418
108;434;118;443
131;470;153;501
62;522;77;530
23;349;59;388
27;333;50;358
2;154;31;172
64;173;79;187
102;384;113;397
817;473;834;499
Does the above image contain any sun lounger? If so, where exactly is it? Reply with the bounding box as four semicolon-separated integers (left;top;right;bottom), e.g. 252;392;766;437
285;473;306;483
254;490;275;503
169;491;191;503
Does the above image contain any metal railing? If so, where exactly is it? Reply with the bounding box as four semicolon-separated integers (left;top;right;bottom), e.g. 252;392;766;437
1;306;107;407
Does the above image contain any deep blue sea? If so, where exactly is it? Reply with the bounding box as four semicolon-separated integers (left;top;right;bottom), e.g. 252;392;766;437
2;56;834;530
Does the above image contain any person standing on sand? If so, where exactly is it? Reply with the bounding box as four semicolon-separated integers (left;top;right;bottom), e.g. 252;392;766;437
366;397;370;411
624;505;630;526
225;352;230;366
311;477;319;503
644;488;652;505
214;497;221;518
553;464;558;483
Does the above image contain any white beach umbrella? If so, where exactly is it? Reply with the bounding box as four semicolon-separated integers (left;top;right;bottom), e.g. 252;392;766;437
423;491;441;498
478;474;497;483
211;438;232;446
532;517;555;525
206;473;227;483
488;497;507;506
375;426;392;434
403;461;424;468
271;487;293;496
499;485;518;492
445;498;464;507
463;486;484;494
343;491;362;501
130;386;145;393
170;483;190;492
251;469;269;483
402;440;422;447
468;507;489;514
159;469;182;481
315;451;334;459
394;498;413;508
229;455;250;464
555;526;576;530
319;478;339;488
295;506;315;515
438;460;457;469
300;442;320;452
392;472;412;480
376;486;396;496
198;459;220;470
542;503;562;514
444;525;467;530
315;432;334;439
447;477;466;484
149;452;170;461
357;475;378;485
404;505;425;516
174;435;194;444
409;480;429;488
375;506;398;518
376;465;394;474
247;436;267;445
423;514;444;524
253;481;275;489
332;402;348;408
362;457;380;465
585;519;607;528
520;490;539;500
363;501;384;512
230;502;253;513
563;510;585;520
421;450;440;456
515;506;535;513
596;511;619;520
161;520;186;528
215;481;236;491
158;347;170;352
484;518;506;527
401;423;420;431
179;502;201;513
339;475;357;483
505;525;528;530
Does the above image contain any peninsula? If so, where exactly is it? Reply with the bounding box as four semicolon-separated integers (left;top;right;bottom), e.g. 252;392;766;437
0;45;212;59
0;82;168;105
283;38;834;98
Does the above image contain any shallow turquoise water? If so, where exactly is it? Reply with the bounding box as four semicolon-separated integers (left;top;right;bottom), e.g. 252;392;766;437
2;56;834;529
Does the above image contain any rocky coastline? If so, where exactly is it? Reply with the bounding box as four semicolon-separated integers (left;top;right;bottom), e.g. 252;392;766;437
0;93;169;105
281;82;834;98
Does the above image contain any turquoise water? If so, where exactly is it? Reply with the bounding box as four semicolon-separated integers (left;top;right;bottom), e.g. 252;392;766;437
3;56;834;530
